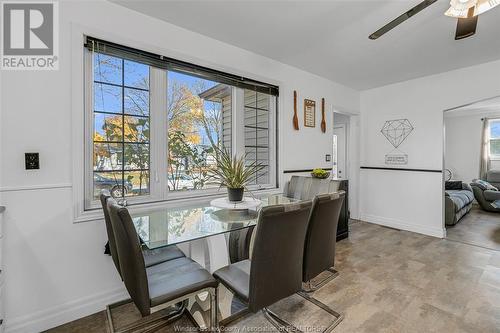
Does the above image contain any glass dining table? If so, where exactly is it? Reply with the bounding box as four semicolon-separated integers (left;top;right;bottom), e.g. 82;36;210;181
131;194;299;250
130;194;302;329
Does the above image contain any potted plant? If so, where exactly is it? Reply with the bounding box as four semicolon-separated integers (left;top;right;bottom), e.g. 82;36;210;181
211;147;264;202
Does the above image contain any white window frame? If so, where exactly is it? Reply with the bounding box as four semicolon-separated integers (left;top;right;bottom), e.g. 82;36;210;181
84;49;168;210
72;29;280;223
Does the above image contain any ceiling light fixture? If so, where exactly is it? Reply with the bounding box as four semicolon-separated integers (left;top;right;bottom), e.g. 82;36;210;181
368;0;497;41
475;0;500;15
445;0;500;18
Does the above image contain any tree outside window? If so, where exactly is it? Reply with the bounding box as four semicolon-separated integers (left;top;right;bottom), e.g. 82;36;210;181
93;53;150;199
167;72;230;191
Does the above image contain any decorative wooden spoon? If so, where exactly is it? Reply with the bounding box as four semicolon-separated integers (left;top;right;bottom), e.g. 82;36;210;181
321;98;326;133
293;90;299;130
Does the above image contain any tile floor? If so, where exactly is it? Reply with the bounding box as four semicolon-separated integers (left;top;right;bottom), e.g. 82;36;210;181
46;221;500;333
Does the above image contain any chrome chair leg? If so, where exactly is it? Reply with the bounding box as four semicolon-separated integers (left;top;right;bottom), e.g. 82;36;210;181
209;287;219;332
296;291;343;333
262;307;302;332
218;306;250;327
183;288;220;332
302;268;339;293
140;315;183;333
216;286;250;327
106;299;131;333
106;299;186;333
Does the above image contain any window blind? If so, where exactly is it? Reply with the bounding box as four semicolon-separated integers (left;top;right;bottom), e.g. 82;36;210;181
85;36;279;96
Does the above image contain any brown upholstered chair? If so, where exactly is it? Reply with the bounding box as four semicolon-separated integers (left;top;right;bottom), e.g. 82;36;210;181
100;192;185;278
303;191;345;290
213;201;312;329
107;199;219;332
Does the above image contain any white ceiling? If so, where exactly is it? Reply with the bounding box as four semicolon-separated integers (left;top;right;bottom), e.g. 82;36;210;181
112;0;500;90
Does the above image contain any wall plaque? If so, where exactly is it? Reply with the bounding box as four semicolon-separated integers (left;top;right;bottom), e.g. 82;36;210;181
380;119;414;165
304;99;316;127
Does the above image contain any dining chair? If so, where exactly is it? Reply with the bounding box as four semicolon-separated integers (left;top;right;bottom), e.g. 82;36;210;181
107;199;219;333
213;201;312;330
302;191;345;291
297;192;346;332
100;192;122;275
100;192;185;277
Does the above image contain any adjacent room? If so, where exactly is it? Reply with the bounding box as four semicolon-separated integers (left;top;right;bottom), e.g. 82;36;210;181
1;1;500;333
444;96;500;250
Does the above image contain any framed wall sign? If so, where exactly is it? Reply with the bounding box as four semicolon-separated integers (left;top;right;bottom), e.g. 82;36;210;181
304;99;316;127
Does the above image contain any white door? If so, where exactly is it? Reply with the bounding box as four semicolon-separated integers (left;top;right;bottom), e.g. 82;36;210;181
333;125;347;179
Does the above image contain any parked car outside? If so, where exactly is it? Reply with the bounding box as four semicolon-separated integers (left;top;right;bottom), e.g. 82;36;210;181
168;173;195;190
94;173;133;198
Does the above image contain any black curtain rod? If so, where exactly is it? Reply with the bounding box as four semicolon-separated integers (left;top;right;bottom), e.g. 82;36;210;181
85;36;279;96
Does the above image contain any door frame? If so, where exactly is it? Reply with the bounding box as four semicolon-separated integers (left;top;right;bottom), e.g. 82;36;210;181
333;123;348;179
441;94;500;235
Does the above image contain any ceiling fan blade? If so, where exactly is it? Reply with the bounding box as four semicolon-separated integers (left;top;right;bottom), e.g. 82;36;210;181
369;0;438;40
455;7;478;40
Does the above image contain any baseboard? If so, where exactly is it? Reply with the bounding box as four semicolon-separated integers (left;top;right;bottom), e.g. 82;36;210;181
360;214;445;238
4;287;128;333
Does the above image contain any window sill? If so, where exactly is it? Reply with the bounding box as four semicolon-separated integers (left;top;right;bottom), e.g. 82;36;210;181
73;187;282;223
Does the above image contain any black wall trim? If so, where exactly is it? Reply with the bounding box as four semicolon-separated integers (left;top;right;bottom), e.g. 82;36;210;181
360;166;442;173
283;168;332;174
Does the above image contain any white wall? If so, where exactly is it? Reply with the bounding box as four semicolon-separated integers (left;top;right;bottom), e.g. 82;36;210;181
444;112;500;183
333;112;350;125
0;1;360;332
444;114;482;183
360;59;500;238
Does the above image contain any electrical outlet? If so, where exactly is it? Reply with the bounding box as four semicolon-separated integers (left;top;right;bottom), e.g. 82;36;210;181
25;153;40;170
325;154;331;162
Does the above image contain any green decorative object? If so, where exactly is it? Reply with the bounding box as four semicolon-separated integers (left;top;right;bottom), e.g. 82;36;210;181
311;168;330;179
211;147;264;202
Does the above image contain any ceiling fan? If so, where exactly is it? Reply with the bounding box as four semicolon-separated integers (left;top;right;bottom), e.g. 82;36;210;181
369;0;499;41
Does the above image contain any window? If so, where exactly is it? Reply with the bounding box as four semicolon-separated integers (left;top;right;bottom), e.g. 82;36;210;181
92;53;150;200
84;37;278;210
244;89;273;185
490;119;500;159
167;72;224;191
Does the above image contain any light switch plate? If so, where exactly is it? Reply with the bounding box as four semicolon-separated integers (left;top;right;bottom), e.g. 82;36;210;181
325;154;331;162
25;153;40;170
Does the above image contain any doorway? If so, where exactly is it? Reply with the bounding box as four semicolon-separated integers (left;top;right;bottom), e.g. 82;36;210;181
333;112;349;180
443;95;500;251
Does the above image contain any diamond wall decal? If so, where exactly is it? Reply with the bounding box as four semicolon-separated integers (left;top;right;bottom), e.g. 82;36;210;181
381;119;414;148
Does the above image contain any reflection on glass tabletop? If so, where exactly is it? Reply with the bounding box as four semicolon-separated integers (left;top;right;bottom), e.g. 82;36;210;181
132;194;299;249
